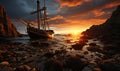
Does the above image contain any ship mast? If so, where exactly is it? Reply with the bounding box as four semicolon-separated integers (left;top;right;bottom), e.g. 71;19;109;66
43;0;49;30
31;0;49;30
43;0;46;30
37;0;40;30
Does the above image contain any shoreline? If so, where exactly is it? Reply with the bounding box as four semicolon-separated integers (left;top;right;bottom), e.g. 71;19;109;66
0;35;120;71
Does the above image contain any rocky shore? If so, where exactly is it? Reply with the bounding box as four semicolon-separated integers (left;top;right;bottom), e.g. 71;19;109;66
0;37;105;71
0;34;120;71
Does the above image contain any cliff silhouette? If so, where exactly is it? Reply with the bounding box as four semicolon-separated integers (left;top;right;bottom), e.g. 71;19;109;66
0;6;19;37
81;5;120;42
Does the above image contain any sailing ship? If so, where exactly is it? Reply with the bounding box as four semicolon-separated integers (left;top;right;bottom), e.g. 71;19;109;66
20;0;54;39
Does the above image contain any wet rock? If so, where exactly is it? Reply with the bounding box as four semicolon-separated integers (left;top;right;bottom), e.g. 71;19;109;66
18;47;26;51
0;61;13;71
93;67;101;71
31;68;36;71
44;51;54;58
103;45;120;55
79;40;87;45
55;49;67;55
82;66;93;71
41;42;50;47
15;65;31;71
66;40;71;43
12;42;22;46
30;41;40;47
87;45;102;53
0;54;3;61
64;56;88;71
71;43;84;50
0;61;10;66
83;51;89;55
89;43;97;46
0;67;13;71
44;59;63;71
98;62;120;71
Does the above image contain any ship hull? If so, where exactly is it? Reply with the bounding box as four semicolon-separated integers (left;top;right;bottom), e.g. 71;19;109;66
27;27;54;39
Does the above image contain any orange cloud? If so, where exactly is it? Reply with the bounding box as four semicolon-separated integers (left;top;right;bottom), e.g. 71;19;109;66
104;1;120;9
58;0;120;19
49;15;65;21
91;10;105;17
56;0;92;8
91;1;120;17
50;18;106;34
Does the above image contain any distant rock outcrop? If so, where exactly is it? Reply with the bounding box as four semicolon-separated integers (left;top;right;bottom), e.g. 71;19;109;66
81;5;120;41
0;6;19;37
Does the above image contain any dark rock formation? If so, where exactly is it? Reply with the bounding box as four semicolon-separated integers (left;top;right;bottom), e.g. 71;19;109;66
0;6;19;37
44;59;63;71
64;56;88;71
71;43;84;50
80;5;120;58
98;62;120;71
81;5;120;41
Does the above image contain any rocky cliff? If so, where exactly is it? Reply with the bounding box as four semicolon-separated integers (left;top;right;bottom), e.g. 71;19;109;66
0;6;19;37
81;5;120;41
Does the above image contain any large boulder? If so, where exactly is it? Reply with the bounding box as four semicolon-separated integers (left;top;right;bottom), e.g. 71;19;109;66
0;6;19;37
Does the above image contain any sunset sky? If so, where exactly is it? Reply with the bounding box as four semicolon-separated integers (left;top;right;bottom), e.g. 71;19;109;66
0;0;120;34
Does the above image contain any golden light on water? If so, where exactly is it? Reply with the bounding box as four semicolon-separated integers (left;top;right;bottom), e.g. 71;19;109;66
66;30;81;43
